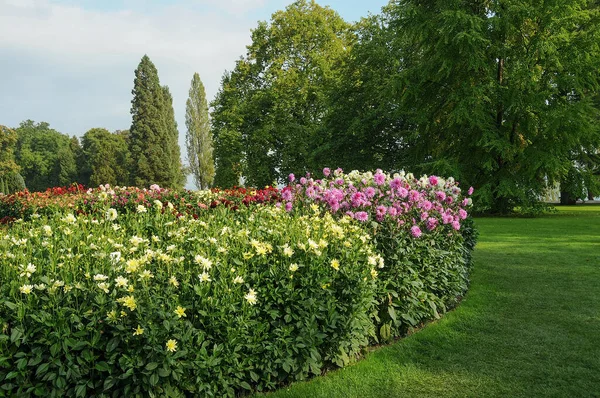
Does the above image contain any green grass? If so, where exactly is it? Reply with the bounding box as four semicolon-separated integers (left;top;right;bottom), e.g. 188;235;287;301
259;205;600;398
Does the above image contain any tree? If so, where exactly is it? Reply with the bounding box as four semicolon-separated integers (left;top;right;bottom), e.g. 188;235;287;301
80;128;130;187
211;0;351;187
185;73;215;190
0;124;25;194
162;86;186;189
382;0;600;213
320;14;413;172
129;55;175;188
14;120;78;192
0;125;20;176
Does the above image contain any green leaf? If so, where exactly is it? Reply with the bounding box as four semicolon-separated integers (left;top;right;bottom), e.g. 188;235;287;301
387;306;397;323
36;363;50;377
158;368;170;378
95;362;110;372
145;362;159;371
106;337;119;353
75;383;87;398
103;376;116;390
239;381;252;390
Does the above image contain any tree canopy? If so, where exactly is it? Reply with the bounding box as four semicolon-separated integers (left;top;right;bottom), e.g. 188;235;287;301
129;55;184;188
186;73;215;190
80;128;130;187
13;120;79;192
211;0;352;187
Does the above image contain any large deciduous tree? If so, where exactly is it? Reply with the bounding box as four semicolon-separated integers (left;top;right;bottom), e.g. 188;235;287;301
80;128;130;187
129;55;183;188
383;0;600;213
211;0;351;187
186;73;215;190
13;120;79;192
320;14;413;172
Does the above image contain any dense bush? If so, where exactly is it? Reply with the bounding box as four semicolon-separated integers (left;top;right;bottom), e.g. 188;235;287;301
0;203;377;397
0;173;26;196
282;168;476;340
0;169;477;396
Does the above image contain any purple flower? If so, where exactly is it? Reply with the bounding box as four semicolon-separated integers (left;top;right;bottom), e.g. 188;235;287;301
462;198;469;206
289;174;295;182
459;209;467;219
442;213;453;224
435;191;446;201
300;177;307;185
452;221;461;230
281;189;293;201
323;167;331;177
426;217;438;231
397;187;409;198
468;186;474;195
306;187;316;198
388;206;398;217
420;211;429;221
335;178;344;185
374;172;386;186
429;176;438;186
409;190;421;201
364;187;376;198
390;178;402;190
422;200;433;211
285;202;293;212
411;225;422;238
376;205;387;217
351;192;366;207
355;211;369;222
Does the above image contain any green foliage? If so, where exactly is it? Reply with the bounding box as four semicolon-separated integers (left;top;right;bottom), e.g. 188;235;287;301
129;55;181;189
320;15;412;172
0;173;26;195
0;126;25;195
13;120;79;192
0;125;20;177
0;173;477;396
0;205;377;396
162;86;186;190
380;0;600;213
211;0;351;187
371;220;471;340
81;128;131;187
186;73;215;190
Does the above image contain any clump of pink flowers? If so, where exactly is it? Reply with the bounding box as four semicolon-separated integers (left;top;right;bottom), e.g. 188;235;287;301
280;168;474;239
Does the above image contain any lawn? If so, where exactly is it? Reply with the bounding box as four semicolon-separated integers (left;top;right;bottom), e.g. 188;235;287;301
260;205;600;398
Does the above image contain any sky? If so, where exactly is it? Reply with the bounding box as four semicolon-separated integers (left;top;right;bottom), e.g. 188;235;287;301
0;0;389;188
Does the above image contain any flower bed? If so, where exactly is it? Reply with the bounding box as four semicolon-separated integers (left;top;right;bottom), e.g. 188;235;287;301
282;169;476;338
0;169;477;396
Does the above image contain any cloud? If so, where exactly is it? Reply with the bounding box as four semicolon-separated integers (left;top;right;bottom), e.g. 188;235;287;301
0;0;270;136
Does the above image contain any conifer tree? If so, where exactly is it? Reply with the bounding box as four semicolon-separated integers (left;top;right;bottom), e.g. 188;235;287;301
162;86;186;189
129;55;171;187
185;73;215;190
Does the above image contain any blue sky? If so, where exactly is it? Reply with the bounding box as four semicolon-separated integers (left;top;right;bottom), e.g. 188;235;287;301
0;0;388;187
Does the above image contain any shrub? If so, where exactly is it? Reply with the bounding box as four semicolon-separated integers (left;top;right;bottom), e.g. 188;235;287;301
283;168;476;340
0;204;377;396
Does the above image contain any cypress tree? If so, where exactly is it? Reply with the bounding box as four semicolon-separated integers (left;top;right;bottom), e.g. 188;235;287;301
185;73;215;190
129;55;171;188
162;86;186;189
